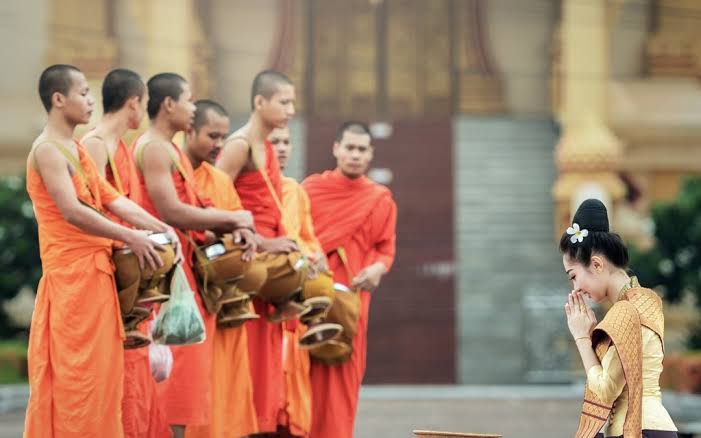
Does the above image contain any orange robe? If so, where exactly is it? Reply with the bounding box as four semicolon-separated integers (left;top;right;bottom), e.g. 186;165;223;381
185;162;258;438
89;136;171;438
24;142;125;437
281;176;322;255
226;139;286;433
279;176;322;437
303;169;397;438
133;138;216;426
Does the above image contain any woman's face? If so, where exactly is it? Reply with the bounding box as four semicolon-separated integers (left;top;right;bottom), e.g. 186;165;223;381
562;255;609;303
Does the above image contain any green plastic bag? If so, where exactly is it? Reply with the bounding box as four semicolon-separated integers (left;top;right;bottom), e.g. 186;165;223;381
153;264;206;345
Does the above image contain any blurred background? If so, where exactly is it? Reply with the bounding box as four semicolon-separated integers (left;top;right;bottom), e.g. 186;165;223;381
1;0;701;436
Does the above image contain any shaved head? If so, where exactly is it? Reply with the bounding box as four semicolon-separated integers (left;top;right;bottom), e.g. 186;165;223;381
335;121;372;142
38;64;81;112
102;68;145;114
147;72;187;119
193;99;228;132
250;70;293;110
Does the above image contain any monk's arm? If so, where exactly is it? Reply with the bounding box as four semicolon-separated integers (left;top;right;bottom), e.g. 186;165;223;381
216;138;249;181
33;144;161;265
254;234;298;254
352;199;397;290
82;137;109;177
106;197;169;232
142;142;253;232
372;198;397;271
106;197;183;262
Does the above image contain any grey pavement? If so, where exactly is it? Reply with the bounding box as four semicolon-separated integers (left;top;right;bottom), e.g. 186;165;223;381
0;385;698;438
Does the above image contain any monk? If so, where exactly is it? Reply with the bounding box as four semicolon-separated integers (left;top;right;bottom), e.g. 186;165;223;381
25;64;171;437
303;122;397;438
270;126;326;437
217;70;301;435
183;99;258;438
270;126;323;258
133;73;254;438
81;68;172;438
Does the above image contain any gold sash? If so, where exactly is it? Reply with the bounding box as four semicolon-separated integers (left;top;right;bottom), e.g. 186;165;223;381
575;278;665;438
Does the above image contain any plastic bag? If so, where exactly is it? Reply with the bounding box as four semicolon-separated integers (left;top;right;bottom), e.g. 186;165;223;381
149;342;173;382
152;264;206;345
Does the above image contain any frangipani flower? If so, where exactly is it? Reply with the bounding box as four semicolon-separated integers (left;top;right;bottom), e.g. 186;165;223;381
566;223;589;243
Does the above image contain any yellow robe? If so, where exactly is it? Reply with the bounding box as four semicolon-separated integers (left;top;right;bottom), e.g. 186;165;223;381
279;176;323;437
185;162;258;438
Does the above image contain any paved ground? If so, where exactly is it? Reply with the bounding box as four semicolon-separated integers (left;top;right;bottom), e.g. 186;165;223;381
0;411;22;438
0;385;584;437
354;385;582;438
0;385;696;437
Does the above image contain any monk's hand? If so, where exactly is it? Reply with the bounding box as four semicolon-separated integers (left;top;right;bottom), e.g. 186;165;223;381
306;257;319;279
306;253;328;279
203;230;218;245
165;227;183;264
229;210;254;231
126;229;164;271
314;253;329;273
351;262;386;291
258;237;299;254
565;291;597;340
233;228;257;262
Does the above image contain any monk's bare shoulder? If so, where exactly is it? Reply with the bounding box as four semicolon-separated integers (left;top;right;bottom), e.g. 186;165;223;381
222;134;251;154
138;138;174;173
80;136;109;168
219;133;253;175
32;140;68;168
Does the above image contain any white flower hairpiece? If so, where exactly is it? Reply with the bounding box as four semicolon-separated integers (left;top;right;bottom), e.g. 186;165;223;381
566;223;589;243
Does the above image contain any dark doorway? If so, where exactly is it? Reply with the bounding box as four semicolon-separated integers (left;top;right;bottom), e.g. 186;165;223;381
306;118;456;383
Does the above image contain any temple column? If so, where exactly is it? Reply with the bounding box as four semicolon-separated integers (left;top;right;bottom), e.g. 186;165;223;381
552;0;625;238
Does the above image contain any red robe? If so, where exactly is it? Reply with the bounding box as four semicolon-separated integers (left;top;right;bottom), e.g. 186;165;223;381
101;138;171;438
224;140;286;433
133;138;216;427
303;169;397;438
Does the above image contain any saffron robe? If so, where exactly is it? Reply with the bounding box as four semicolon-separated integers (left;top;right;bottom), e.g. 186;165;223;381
82;134;172;438
222;140;287;432
133;138;216;426
303;169;397;438
24;142;125;437
185;162;258;438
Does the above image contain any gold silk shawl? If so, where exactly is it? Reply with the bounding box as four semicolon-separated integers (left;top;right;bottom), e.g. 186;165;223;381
574;278;664;438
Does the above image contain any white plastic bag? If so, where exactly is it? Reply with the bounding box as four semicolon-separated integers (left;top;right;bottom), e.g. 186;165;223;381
152;264;206;345
149;342;173;382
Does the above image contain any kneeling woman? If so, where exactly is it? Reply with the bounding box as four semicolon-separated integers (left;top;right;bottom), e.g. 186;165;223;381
561;199;677;438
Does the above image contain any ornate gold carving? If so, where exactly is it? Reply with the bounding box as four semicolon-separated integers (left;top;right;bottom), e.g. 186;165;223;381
555;122;623;173
387;0;420;116
454;0;505;114
46;0;117;77
646;0;701;77
385;0;452;117
312;0;377;118
552;0;626;240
